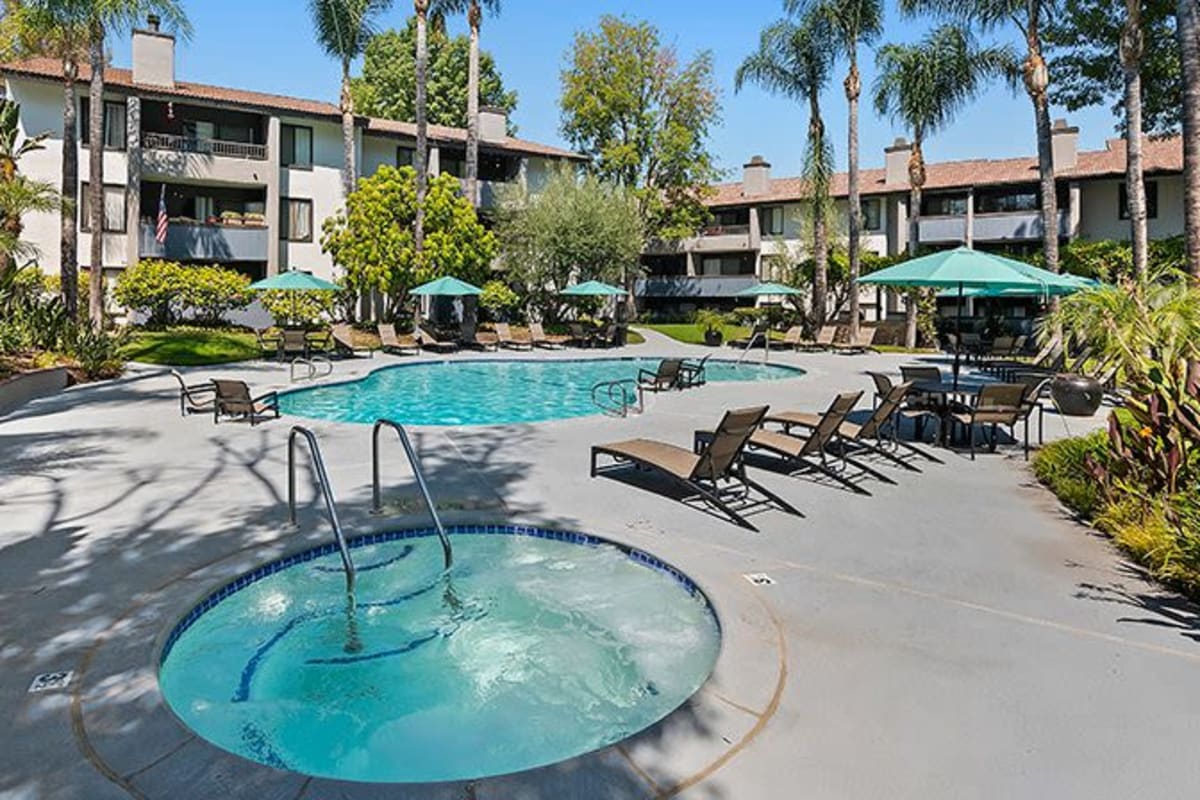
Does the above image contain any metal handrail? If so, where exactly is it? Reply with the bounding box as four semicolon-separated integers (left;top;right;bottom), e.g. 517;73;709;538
371;419;453;570
142;131;268;160
591;378;641;417
736;330;771;364
287;426;356;594
289;356;334;383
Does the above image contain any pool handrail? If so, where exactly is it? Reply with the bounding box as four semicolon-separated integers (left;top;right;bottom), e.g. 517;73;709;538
287;426;357;595
371;419;453;570
591;378;642;417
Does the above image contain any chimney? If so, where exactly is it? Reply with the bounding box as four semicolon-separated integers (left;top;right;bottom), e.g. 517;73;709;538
478;106;507;143
742;155;771;196
884;137;911;185
1051;119;1079;170
132;15;175;88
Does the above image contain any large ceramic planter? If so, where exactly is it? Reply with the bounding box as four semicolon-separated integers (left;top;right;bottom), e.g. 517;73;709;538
1051;373;1104;417
704;330;723;347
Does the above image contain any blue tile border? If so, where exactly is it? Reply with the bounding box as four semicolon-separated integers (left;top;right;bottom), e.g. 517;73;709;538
159;524;718;668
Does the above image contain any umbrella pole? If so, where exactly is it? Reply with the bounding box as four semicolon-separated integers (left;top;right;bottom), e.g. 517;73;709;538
954;281;963;391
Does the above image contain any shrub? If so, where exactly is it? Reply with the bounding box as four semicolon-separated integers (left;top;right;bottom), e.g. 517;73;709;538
63;324;128;379
114;260;253;327
1032;431;1110;518
179;265;252;325
479;280;520;321
260;289;335;328
694;308;728;335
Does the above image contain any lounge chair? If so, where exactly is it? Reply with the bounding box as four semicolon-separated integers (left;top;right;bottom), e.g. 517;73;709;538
777;325;804;350
946;383;1028;459
987;336;1015;357
279;329;310;361
377;323;420;355
253;327;280;359
568;322;596;348
867;371;942;441
638;359;684;398
597;322;619;348
832;326;877;355
745;391;871;494
591;405;800;530
1011;372;1053;445
331;323;374;358
799;325;838;351
460;325;499;351
417;324;459;353
171;369;215;416
679;355;710;388
494;322;533;350
212;379;280;426
530;322;570;349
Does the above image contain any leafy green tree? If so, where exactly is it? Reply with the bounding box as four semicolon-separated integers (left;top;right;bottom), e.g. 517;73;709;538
321;165;496;314
350;18;516;130
873;25;1014;346
309;0;393;198
559;15;721;245
478;279;519;321
494;168;643;321
787;0;883;340
736;12;836;328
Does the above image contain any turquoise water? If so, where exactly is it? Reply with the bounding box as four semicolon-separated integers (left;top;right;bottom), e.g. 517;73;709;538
158;528;721;783
278;357;804;425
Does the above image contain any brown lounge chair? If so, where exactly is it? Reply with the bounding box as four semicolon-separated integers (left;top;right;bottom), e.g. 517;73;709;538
252;326;280;359
417;324;459;353
171;369;215;416
591;405;800;530
679;355;710;388
460;324;499;351
279;329;310;361
377;323;420;355
331;323;374;358
832;326;877;355
947;383;1029;459
777;325;804;350
568;322;596;348
798;325;838;351
530;322;570;349
494;322;533;350
212;379;280;426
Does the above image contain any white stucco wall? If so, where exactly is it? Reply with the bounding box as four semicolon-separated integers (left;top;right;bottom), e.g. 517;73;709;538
1077;175;1186;241
277;116;343;279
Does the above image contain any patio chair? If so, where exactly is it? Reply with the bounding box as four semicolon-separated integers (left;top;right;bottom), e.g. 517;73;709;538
799;325;838;351
898;365;946;439
679;355;710;388
377;323;420;355
982;340;1055;377
330;323;373;358
947;383;1028;460
279;329;310;361
832;326;877;355
252;326;280;359
568;322;594;348
778;325;804;350
638;358;684;398
212;379;280;426
598;322;619;348
988;336;1015;357
417;324;459;353
494;322;533;350
529;322;570;349
170;369;215;417
591;405;800;530
1011;371;1053;446
745;391;872;494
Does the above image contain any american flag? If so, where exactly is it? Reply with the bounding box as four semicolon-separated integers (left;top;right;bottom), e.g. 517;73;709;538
155;184;168;244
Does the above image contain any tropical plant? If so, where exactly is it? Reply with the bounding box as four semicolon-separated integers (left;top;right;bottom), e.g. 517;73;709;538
900;0;1061;275
63;322;127;378
322;166;496;313
495;168;643;322
478;279;519;321
873;25;1014;346
694;308;729;336
309;0;393;198
0;174;60;275
786;0;883;340
736;12;835;328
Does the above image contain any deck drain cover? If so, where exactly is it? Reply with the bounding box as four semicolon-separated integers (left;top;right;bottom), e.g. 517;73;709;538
28;670;73;693
743;573;776;587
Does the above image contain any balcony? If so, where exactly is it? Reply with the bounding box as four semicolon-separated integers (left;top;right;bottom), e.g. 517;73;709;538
139;222;269;262
973;209;1071;241
917;215;968;243
142;132;268;160
636;275;759;298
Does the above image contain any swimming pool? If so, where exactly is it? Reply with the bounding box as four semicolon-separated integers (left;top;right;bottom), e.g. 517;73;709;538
278;357;804;425
158;525;721;783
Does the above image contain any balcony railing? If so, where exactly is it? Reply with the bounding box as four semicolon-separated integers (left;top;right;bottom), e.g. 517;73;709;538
142;132;268;161
636;274;759;298
139;221;269;261
701;224;751;236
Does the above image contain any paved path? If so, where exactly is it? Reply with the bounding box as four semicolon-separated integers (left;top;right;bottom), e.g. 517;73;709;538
2;335;1198;799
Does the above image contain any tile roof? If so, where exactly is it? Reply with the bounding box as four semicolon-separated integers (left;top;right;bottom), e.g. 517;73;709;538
1;57;584;161
708;135;1184;207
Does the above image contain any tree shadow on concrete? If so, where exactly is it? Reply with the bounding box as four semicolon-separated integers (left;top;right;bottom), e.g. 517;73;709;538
1073;563;1200;646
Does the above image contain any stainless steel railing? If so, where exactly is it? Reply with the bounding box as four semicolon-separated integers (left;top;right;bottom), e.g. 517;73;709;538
287;426;357;595
591;378;642;417
371;419;453;571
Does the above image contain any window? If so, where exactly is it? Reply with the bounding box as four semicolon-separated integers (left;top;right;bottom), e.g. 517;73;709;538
1119;180;1158;220
478;152;517;182
80;183;126;233
920;193;967;216
439;149;466;178
79;99;127;150
280;198;313;241
861;198;882;231
281;124;313;168
700;254;754;276
397;146;415;167
974;185;1040;213
761;206;785;236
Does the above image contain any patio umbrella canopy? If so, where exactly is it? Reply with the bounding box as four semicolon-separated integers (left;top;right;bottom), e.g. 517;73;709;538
736;281;804;297
410;276;483;296
560;280;628;296
249;269;341;326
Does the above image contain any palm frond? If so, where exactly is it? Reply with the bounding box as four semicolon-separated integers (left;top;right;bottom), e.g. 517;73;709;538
309;0;393;61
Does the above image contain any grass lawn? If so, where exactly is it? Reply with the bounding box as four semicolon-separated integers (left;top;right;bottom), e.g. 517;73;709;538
122;328;262;366
638;323;773;345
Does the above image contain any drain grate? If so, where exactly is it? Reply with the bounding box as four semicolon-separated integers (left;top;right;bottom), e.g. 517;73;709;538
28;670;73;693
743;572;776;587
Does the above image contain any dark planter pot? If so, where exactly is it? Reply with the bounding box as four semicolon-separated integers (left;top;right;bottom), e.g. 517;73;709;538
1051;374;1104;417
704;330;723;347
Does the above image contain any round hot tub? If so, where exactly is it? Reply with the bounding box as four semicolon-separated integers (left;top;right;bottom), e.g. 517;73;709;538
158;525;721;784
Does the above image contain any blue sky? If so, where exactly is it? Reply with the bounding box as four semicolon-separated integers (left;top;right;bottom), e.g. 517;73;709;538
109;0;1121;181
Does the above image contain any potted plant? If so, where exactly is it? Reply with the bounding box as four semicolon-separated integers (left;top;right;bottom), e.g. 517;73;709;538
695;309;727;346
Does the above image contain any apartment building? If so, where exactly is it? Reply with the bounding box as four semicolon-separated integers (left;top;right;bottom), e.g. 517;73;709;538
1;18;583;285
638;121;1185;317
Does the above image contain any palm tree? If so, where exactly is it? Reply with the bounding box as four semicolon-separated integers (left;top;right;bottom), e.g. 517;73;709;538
0;98;50;278
901;0;1062;277
1177;0;1200;282
736;13;836;328
1122;0;1149;277
309;0;393;199
413;0;431;253
874;26;1014;346
0;175;60;273
787;0;882;341
435;0;500;207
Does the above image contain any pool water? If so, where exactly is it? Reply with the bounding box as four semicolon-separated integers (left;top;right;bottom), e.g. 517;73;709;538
278;357;803;425
158;527;721;783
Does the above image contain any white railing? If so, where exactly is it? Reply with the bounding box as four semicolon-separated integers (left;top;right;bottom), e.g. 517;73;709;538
142;131;268;161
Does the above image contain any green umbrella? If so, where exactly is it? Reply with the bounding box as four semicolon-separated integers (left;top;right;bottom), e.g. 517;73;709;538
249;269;341;326
410;276;483;296
736;281;804;297
560;280;628;296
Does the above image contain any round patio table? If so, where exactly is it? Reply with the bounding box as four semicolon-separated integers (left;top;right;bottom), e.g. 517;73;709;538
911;381;984;446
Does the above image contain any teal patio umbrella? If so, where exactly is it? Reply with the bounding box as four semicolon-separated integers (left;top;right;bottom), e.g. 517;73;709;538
249;269;341;326
410;276;483;296
560;280;628;296
736;281;804;297
861;247;1093;387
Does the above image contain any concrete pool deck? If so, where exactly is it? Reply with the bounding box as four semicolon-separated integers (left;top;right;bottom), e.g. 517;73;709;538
3;330;1199;799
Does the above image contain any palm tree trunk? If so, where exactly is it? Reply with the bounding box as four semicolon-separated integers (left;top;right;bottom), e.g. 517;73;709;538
465;1;481;208
813;205;828;330
87;25;104;329
1024;33;1059;273
845;60;862;339
905;137;924;350
1177;0;1200;281
1123;0;1149;276
60;58;79;319
340;59;356;198
414;1;429;255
